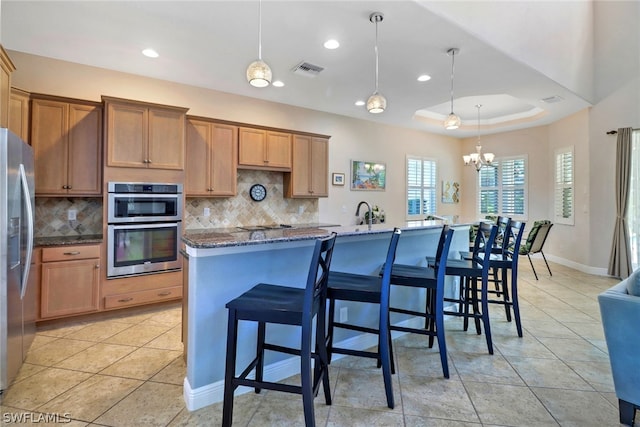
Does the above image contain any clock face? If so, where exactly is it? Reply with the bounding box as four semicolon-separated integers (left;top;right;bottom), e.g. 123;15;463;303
250;184;267;202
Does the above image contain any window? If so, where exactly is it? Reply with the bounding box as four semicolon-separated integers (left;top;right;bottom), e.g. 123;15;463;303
478;156;527;218
554;147;574;225
406;156;437;219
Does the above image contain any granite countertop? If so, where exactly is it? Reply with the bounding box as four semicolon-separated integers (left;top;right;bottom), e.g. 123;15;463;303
35;234;103;247
182;220;454;249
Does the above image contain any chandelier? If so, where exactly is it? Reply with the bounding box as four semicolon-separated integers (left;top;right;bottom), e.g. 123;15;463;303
463;104;495;171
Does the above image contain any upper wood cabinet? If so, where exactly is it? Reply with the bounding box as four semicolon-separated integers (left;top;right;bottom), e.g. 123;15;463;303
9;88;30;142
103;96;188;170
284;135;329;198
0;45;16;128
238;127;291;171
185;117;237;197
31;95;102;196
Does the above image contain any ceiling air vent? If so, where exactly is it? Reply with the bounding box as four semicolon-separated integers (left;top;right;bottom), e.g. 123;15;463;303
291;61;324;77
541;95;564;104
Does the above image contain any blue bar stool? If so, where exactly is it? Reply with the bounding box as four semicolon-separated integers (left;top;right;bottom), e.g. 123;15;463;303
222;233;337;427
325;228;402;409
382;226;457;378
441;222;499;354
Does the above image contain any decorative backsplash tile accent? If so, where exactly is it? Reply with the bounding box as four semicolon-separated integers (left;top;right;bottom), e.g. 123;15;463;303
184;170;318;230
35;197;103;237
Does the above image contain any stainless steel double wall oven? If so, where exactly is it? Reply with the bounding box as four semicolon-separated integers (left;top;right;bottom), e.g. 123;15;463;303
107;182;182;278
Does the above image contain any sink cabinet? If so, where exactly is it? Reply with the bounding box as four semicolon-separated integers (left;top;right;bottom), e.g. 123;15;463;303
284;135;329;198
185;117;237;196
40;244;101;319
238;127;291;171
31;95;102;196
104;96;188;170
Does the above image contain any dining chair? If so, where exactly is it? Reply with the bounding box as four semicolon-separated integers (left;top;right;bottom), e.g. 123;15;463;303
441;222;499;354
222;233;337;427
325;228;402;409
382;226;456;378
519;220;553;280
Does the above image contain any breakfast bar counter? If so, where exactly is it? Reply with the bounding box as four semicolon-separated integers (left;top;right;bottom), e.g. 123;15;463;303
181;221;469;411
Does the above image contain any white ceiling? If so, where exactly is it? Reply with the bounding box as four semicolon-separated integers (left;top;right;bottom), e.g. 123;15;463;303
1;0;596;137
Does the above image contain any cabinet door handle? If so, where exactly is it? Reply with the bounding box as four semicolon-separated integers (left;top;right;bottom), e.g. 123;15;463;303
95;264;100;269
157;291;172;297
63;251;81;255
147;159;152;164
118;297;133;303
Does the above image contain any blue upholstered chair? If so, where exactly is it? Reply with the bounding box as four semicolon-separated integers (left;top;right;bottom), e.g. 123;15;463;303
598;273;640;426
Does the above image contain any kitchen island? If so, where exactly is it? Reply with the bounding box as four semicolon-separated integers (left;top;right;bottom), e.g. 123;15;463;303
181;221;469;411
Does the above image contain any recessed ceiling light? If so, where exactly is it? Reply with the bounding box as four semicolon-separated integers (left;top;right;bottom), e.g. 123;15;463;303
142;48;159;58
324;39;340;49
272;80;285;87
417;74;431;82
355;100;365;106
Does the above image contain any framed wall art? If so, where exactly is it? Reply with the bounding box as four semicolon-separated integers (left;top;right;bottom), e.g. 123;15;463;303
351;160;386;191
442;180;460;204
332;173;345;186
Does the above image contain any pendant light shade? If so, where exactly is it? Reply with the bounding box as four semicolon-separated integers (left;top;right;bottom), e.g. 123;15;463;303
367;12;386;114
246;60;272;88
444;48;460;129
367;92;387;114
246;0;271;87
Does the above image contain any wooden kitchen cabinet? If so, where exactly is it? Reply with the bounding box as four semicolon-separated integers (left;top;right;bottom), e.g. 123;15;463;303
104;96;188;170
284;135;329;198
40;244;101;319
0;45;16;128
185;117;237;196
238;127;291;170
9;88;30;142
31;95;102;196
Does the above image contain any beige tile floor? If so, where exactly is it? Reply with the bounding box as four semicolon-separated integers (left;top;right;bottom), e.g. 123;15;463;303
0;259;632;426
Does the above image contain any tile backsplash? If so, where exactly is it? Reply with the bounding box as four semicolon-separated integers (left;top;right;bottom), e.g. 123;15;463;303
183;170;318;229
35;197;103;237
35;170;319;236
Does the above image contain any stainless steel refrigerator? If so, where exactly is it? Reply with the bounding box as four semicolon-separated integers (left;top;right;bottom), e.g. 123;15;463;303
0;128;35;396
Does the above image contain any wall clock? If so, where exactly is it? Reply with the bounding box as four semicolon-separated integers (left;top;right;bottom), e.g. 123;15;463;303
249;184;267;202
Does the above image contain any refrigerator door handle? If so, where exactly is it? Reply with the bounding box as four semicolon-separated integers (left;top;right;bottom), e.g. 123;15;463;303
19;163;34;299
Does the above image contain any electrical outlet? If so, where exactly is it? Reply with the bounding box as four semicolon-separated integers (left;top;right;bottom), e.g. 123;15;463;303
340;307;348;323
67;209;77;221
298;206;304;215
203;207;211;217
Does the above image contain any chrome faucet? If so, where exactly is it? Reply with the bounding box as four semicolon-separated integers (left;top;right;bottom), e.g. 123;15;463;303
355;201;372;228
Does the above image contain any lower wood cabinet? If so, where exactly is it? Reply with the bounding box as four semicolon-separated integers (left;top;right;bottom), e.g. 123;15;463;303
40;244;101;319
101;269;182;310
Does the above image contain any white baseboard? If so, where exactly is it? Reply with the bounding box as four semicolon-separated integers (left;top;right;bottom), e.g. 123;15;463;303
183;316;424;411
538;253;610;277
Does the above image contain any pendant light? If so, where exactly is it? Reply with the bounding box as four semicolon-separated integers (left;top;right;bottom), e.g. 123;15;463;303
444;48;461;129
463;104;495;171
366;12;386;114
246;0;272;87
